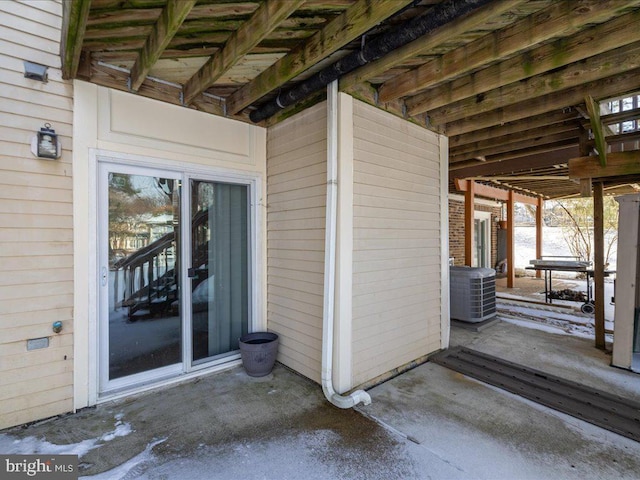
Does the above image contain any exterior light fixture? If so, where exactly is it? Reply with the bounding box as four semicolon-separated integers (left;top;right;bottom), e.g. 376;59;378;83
24;61;48;82
31;123;61;159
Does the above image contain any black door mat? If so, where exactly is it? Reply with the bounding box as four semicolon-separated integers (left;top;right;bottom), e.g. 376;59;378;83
431;346;640;443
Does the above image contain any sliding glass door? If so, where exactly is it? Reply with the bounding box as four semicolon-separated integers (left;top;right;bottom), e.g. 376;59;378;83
190;180;249;364
99;163;252;394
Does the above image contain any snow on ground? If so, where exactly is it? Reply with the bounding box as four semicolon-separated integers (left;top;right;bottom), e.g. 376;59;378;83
80;438;166;480
514;225;617;272
0;413;132;457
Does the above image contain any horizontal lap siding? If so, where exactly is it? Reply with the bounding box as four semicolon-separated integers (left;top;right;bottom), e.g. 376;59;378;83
351;101;442;386
0;1;74;429
266;103;326;384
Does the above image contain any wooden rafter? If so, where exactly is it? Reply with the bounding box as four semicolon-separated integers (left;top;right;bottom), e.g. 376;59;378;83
130;0;197;92
584;95;608;167
451;146;580;175
451;122;580;159
225;0;413;115
183;0;304;106
450;129;579;163
406;9;640;115
454;179;539;205
569;151;640;179
450;110;580;148
337;0;524;93
441;66;640;137
381;0;635;104
61;0;91;80
426;41;640;127
470;176;570;181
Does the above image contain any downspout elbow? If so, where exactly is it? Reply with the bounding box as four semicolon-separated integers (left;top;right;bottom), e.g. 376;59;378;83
322;370;371;409
329;389;372;409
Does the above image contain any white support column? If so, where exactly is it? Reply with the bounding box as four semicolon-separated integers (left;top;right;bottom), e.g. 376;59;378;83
440;134;450;349
612;194;640;369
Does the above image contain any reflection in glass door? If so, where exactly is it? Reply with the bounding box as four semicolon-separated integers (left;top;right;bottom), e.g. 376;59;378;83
190;180;249;364
100;164;253;394
105;170;181;382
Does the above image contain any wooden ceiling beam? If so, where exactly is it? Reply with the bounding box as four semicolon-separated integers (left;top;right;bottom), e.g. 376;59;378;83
569;151;640;179
129;0;197;92
61;0;91;79
470;176;570;181
454;178;539;205
427;41;640;126
225;0;413;115
338;0;523;92
450;130;580;163
443;66;640;137
449;110;580;149
477;139;579;164
380;0;635;104
450;146;580;176
407;9;640;115
451;122;580;158
183;0;304;105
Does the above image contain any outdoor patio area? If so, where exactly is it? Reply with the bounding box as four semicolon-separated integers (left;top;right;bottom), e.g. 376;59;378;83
1;313;639;479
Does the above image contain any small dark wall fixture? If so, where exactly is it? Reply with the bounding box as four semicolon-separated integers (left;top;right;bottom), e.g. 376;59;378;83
24;61;48;82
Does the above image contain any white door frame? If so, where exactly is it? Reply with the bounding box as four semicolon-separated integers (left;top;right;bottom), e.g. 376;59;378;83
474;210;492;268
95;151;262;400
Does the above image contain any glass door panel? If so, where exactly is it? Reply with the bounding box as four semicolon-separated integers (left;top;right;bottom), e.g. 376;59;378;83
107;172;181;380
190;180;249;364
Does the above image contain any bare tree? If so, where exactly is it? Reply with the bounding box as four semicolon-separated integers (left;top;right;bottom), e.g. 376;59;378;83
548;197;618;268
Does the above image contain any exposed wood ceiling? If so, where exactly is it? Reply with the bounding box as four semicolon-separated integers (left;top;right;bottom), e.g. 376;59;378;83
61;0;640;200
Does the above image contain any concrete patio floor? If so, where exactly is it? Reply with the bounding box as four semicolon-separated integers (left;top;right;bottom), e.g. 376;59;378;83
2;319;640;479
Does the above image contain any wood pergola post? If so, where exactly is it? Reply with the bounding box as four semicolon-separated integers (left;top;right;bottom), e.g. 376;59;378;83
593;182;606;349
507;190;515;288
464;179;475;266
535;196;544;279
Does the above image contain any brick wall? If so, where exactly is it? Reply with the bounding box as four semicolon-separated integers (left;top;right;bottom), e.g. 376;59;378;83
448;199;501;267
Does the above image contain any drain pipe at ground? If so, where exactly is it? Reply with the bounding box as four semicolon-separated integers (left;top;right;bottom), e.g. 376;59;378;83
321;80;371;409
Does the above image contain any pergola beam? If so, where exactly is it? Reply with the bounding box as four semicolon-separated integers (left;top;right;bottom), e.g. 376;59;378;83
183;0;303;105
130;0;197;92
225;0;412;115
61;0;91;80
454;179;539;206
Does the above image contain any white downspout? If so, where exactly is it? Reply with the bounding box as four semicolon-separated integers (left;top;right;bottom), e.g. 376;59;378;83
322;80;371;408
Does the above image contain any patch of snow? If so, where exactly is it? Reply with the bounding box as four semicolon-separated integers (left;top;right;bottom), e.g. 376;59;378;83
0;436;102;457
0;414;133;458
79;438;166;480
100;420;132;442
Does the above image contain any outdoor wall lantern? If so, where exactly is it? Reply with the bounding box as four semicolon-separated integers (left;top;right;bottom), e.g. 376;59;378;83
31;123;61;159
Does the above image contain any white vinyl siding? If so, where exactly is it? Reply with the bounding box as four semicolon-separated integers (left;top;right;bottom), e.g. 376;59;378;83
351;101;442;386
266;103;326;383
0;0;74;429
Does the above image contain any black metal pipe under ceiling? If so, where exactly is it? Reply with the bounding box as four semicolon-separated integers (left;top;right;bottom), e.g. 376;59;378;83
249;0;493;123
